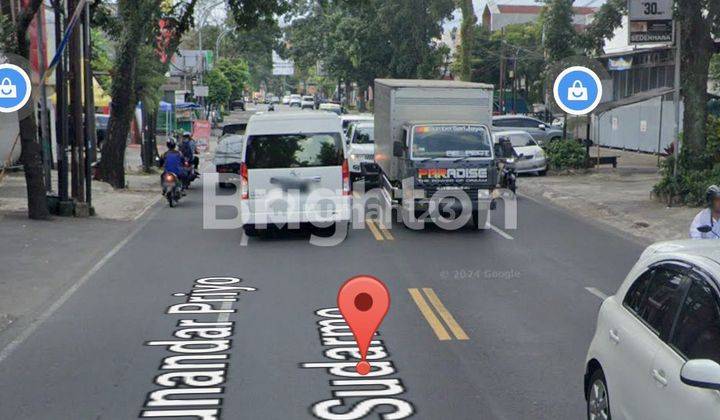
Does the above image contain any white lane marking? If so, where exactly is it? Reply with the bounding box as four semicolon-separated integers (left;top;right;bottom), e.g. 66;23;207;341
0;205;161;364
486;222;514;240
585;287;609;301
134;194;163;221
217;301;234;323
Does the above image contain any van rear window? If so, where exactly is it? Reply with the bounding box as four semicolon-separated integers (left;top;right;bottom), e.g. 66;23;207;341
245;133;344;169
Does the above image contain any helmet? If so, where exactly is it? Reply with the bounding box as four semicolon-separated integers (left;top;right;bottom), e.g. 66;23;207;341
182;131;191;138
707;185;720;207
166;138;176;149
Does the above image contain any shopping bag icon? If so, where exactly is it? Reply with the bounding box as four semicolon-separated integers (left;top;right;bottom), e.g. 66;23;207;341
567;80;588;101
0;78;17;99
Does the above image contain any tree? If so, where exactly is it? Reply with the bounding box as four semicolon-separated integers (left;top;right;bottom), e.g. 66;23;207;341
540;0;578;63
206;68;232;106
456;0;477;81
584;0;720;155
215;58;251;101
6;0;50;219
100;0;288;188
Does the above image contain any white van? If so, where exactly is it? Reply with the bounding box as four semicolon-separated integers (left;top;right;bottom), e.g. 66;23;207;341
240;112;351;236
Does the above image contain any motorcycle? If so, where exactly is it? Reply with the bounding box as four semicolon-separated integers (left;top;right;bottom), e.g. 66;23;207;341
495;137;520;194
181;160;199;190
161;172;183;207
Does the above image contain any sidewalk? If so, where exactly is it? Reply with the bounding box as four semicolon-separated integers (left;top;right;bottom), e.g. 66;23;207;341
520;148;698;244
0;145;160;221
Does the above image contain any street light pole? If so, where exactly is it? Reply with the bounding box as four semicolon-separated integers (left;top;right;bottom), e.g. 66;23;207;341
672;22;681;178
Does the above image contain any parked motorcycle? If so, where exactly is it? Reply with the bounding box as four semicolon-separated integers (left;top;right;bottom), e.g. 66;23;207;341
161;172;183;207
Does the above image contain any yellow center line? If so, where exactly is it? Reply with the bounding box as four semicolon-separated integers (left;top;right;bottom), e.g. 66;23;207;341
422;288;469;340
408;288;451;341
365;219;384;241
376;220;395;240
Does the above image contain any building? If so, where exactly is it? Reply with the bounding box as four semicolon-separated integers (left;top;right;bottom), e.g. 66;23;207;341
481;0;597;32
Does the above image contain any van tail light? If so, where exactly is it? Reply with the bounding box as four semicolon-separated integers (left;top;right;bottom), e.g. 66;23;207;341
240;163;249;200
342;159;350;196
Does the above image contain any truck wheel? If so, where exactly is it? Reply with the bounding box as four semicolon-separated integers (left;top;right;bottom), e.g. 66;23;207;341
243;225;259;237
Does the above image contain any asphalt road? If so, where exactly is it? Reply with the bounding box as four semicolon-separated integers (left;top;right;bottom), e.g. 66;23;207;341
0;106;646;420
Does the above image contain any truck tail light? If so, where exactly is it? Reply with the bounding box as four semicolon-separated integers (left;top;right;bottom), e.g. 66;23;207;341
240;163;249;200
342;159;350;196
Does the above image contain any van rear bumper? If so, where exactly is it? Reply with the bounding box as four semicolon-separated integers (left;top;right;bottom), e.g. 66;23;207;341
241;197;352;226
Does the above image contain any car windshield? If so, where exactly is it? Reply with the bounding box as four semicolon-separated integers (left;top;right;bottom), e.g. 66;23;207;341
412;125;491;158
352;125;374;144
290;95;301;100
507;134;537;147
245;133;344;169
303;96;313;101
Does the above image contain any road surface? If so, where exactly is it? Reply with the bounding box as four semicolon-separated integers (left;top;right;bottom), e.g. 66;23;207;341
0;107;645;419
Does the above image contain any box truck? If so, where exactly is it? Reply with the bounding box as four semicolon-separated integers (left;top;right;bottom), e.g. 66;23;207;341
373;79;496;228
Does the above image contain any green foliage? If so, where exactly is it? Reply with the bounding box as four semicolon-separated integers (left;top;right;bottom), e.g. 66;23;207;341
456;0;476;82
135;45;168;114
711;54;720;92
579;0;626;53
540;0;578;62
206;68;232;106
545;139;587;170
215;58;251;101
654;116;720;206
91;29;114;94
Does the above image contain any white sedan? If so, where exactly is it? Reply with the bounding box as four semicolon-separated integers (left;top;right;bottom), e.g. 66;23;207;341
585;240;720;420
493;130;547;175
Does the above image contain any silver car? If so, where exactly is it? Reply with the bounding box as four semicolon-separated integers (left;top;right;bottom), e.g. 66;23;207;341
492;115;563;146
493;131;547;175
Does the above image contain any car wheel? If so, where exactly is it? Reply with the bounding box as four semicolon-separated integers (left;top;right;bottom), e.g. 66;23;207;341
538;169;547;176
243;225;259;237
549;136;562;143
587;369;611;420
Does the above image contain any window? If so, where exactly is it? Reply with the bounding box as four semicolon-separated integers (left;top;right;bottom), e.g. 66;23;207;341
516;118;542;128
624;266;687;338
670;275;720;363
493;119;512;128
508;133;537;147
245;133;344;169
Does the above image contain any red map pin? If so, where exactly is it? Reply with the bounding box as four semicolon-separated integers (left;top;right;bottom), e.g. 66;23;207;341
338;275;391;375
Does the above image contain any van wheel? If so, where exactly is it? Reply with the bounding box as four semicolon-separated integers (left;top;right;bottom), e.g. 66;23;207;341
243;225;258;237
587;369;611;420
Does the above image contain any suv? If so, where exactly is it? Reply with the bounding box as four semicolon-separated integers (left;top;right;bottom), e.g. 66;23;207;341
492;115;562;146
239;112;351;236
301;95;315;110
289;94;302;108
346;121;378;183
230;99;245;111
585;240;720;420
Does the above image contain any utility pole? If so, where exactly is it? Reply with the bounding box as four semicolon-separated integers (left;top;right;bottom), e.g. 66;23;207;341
672;22;681;178
511;47;519;114
37;3;52;191
498;28;505;115
82;0;95;209
54;0;69;204
68;0;85;202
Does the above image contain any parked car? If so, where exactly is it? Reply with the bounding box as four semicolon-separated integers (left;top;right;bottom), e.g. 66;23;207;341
340;113;374;137
214;134;244;188
221;122;248;137
282;95;290;105
301;96;315;110
95;114;110;149
585;240;720;420
346;121;378;183
239;111;351;236
267;95;280;104
492;115;563;146
319;102;343;115
289;94;302;108
493;130;547;176
230;99;245;111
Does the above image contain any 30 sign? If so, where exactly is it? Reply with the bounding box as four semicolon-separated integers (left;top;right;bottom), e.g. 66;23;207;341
628;0;674;44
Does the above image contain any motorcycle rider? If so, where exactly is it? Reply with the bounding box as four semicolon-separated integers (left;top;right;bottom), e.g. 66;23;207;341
180;131;199;170
689;185;720;239
159;139;188;192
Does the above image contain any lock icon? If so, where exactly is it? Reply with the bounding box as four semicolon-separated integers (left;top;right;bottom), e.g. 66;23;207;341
567;80;588;102
0;77;17;99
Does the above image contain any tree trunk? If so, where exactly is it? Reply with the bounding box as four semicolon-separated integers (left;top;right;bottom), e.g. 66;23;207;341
16;0;50;219
100;23;143;188
679;9;714;155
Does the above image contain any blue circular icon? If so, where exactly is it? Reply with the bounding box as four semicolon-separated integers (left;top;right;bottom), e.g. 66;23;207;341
553;66;602;116
0;63;32;113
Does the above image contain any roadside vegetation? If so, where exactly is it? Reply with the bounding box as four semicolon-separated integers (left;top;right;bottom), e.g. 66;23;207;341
545;140;587;171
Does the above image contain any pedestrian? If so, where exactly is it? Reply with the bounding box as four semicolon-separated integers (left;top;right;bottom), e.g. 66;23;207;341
689;185;720;239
